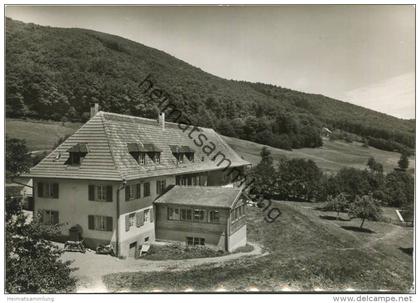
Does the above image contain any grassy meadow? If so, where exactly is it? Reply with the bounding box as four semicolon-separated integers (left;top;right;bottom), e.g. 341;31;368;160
6;118;82;151
103;202;413;292
223;135;414;174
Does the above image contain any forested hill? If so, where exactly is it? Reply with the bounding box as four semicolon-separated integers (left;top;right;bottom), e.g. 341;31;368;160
6;18;415;152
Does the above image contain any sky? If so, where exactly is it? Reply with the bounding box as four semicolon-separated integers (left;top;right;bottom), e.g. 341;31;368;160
5;5;415;119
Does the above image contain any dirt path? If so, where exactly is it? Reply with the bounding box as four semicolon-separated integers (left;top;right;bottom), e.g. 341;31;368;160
61;242;266;292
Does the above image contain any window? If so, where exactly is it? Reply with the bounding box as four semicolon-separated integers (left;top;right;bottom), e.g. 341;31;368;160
88;185;112;202
144;182;150;197
209;210;220;223
125;183;141;201
135;211;144;228
176;153;184;164
147;152;161;164
66;143;88;166
128;213;136;227
139;153;146;165
193;209;206;222
40;210;59;225
156;180;166;195
181;208;192;221
144;209;150;222
186;152;194;162
187;237;205;246
97;185;106;201
69;152;81;165
154;153;161;164
168;207;180;220
37;182;59;199
231;205;245;222
88;215;113;231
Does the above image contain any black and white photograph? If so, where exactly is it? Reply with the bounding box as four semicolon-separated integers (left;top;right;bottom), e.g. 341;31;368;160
2;2;416;300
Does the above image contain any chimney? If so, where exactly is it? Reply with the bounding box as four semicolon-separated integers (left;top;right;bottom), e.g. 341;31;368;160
90;103;99;118
158;112;165;130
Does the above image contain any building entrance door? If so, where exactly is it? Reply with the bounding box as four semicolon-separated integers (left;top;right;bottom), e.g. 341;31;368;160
129;242;137;258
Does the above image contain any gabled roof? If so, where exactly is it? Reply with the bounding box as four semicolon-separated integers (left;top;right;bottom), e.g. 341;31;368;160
27;111;249;181
154;186;242;209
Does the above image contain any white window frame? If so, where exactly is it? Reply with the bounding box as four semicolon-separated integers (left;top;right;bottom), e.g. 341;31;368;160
144;209;150;222
94;216;107;231
45;183;55;198
157;180;166;195
129;184;136;200
209;210;220;223
168;207;180;220
42;210;59;225
139;153;146;165
128;213;136;228
96;185;107;201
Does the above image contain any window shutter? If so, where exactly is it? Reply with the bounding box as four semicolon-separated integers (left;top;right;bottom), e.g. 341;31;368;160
88;185;95;201
139;210;144;226
136;212;141;227
52;183;59;199
106;186;113;202
125;186;130;201
125;214;130;231
150;208;154;223
106;217;113;231
136;183;141;199
38;182;44;198
88;215;94;229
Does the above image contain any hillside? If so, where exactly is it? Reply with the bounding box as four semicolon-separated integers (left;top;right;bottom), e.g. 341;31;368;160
6;118;413;174
6;18;415;153
103;202;413;291
223;135;414;174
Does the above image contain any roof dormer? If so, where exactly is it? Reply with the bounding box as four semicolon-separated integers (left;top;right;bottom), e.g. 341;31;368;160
170;145;195;164
65;143;88;166
128;143;162;165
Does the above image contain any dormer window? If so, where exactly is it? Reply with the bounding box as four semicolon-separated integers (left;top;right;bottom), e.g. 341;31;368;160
139;153;146;165
186;152;194;162
66;143;88;166
175;153;184;164
128;143;161;165
170;145;194;164
153;153;161;164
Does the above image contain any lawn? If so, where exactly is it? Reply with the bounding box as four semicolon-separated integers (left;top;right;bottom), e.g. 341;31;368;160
6;118;82;151
103;202;413;292
223;135;414;174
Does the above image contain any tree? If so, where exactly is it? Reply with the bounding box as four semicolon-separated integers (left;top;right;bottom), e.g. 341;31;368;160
276;158;323;201
325;193;348;219
384;171;414;208
398;153;409;171
333;167;372;201
6;136;32;177
249;147;276;197
6;198;76;293
348;194;382;229
367;157;383;174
